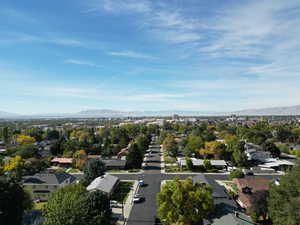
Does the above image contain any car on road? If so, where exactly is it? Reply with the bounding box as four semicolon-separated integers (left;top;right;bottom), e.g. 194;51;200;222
133;194;144;203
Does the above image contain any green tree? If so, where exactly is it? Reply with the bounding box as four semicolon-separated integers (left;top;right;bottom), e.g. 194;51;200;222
136;135;150;153
268;160;300;225
0;178;33;225
262;142;280;158
2;126;9;143
229;169;245;180
15;144;38;159
157;177;214;225
248;190;268;222
184;135;204;157
163;135;178;157
185;157;193;170
83;158;106;185
203;159;211;170
126;143;143;169
43;184;111;225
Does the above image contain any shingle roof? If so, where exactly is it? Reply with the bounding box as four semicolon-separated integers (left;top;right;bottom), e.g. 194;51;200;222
86;174;119;194
192;175;227;198
103;159;126;167
23;172;76;185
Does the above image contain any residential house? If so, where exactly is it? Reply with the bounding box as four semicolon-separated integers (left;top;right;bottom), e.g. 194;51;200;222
23;172;76;201
51;157;73;168
177;158;227;170
233;177;270;209
258;158;294;170
192;175;254;225
86;174;119;196
244;143;271;162
103;159;127;170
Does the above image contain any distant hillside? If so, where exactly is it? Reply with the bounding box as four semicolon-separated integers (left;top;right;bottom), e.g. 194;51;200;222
235;105;300;115
78;109;130;116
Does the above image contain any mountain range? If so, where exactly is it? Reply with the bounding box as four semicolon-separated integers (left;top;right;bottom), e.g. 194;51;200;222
1;105;300;118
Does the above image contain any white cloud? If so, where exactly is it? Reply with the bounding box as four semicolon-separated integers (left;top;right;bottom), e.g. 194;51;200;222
108;50;156;59
86;0;151;13
64;59;97;67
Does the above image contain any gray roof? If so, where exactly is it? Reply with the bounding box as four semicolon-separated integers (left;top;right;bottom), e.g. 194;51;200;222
23;172;76;185
87;174;119;194
103;159;126;167
192;175;227;198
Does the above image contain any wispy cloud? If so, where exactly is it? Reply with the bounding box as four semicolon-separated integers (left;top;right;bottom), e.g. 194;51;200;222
64;59;97;67
85;0;151;13
108;50;156;59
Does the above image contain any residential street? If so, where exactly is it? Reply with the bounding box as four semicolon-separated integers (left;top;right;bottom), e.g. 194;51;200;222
111;144;281;225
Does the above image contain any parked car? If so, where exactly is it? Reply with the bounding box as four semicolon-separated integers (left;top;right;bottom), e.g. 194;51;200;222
133;194;144;203
139;180;145;186
242;169;254;175
110;200;119;208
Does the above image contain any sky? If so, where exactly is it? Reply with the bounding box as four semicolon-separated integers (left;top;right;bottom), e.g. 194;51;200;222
0;0;300;114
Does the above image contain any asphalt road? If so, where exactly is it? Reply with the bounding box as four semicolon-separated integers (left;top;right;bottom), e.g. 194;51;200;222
117;144;281;225
72;143;282;225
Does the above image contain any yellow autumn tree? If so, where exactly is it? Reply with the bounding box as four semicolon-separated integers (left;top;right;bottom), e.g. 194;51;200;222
199;141;226;159
16;135;36;145
72;150;87;169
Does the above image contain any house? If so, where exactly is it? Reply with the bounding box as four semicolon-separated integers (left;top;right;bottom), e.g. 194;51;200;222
177;158;227;169
258;158;294;170
86;174;119;196
87;155;101;160
51;157;73;168
23;172;76;201
244;143;271;162
192;175;254;225
233;177;270;209
103;159;127;170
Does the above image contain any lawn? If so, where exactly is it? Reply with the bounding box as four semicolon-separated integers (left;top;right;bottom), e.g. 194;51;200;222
111;181;134;203
164;156;177;164
66;168;81;173
34;202;46;210
224;181;238;193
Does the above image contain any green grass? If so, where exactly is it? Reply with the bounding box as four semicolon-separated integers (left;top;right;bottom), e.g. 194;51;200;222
67;168;81;173
164;156;176;164
224;181;238;193
34;202;46;210
111;181;134;203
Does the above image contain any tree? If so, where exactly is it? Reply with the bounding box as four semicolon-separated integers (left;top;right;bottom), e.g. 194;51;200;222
157;177;214;225
268;160;300;225
16;135;36;145
163;135;178;157
15;144;38;159
126;143;143;169
203;159;211;170
199;141;226;159
184;136;204;157
186;157;193;170
44;130;60;140
136;135;150;153
2;126;9;143
43;184;111;225
83;158;106;185
72;150;87;170
262;142;280;158
229;169;245;180
0;178;33;225
3;155;25;180
248;190;268;222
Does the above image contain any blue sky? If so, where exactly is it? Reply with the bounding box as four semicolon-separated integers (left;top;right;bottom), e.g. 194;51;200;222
1;0;300;114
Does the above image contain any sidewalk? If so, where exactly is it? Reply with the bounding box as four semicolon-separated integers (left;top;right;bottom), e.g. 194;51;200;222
113;180;138;225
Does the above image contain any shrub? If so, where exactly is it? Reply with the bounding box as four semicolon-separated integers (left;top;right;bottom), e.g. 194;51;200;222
229;169;245;180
